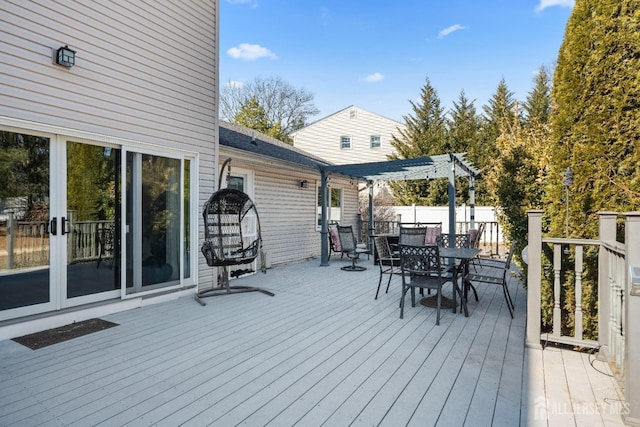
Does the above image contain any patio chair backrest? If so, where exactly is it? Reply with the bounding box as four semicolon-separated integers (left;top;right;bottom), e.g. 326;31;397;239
337;225;357;252
399;244;441;274
469;223;486;249
437;233;471;249
399;226;428;246
374;236;393;260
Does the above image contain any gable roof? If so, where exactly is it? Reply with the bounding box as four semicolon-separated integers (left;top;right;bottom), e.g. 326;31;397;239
219;122;479;182
219;121;331;170
291;105;403;135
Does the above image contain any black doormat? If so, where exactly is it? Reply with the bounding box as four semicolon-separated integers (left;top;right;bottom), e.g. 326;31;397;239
12;318;118;350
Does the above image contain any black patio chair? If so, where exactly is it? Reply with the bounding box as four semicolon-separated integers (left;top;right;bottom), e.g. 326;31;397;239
96;224;114;269
337;225;368;271
437;233;476;301
467;240;517;318
373;236;402;299
399;226;428;246
399;244;450;325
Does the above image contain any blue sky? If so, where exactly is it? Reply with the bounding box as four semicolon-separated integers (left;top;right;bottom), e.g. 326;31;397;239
220;0;574;123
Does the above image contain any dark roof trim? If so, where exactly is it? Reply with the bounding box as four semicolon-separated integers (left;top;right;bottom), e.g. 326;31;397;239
321;153;479;182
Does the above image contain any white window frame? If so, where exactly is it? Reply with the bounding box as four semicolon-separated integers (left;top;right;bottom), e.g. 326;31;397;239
340;136;352;150
316;185;343;231
370;135;381;148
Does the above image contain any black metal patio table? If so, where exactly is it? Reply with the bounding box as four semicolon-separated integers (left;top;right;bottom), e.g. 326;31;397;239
420;246;481;317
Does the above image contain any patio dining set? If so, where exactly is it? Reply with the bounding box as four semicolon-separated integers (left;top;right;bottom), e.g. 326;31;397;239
329;222;516;325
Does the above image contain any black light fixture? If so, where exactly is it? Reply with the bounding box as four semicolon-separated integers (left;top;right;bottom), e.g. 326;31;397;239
300;180;309;189
55;45;76;67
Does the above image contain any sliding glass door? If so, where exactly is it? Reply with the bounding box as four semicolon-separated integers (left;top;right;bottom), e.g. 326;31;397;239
126;152;187;294
65;141;121;301
1;125;194;321
0;130;53;317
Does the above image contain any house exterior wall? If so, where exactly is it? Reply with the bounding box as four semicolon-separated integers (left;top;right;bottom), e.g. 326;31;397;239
218;149;361;267
292;106;405;165
0;1;218;330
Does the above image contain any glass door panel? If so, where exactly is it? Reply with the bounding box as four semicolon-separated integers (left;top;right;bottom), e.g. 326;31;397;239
126;152;181;294
0;131;52;314
65;141;121;299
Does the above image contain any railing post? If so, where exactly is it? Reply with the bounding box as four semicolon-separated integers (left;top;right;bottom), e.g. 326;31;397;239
623;211;640;426
598;212;617;359
526;210;543;349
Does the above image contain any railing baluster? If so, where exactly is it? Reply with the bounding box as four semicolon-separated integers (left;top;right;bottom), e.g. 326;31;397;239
553;243;562;336
574;244;583;340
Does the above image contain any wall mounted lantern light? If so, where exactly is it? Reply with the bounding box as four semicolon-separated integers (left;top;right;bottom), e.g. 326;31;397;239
300;180;309;189
55;45;76;67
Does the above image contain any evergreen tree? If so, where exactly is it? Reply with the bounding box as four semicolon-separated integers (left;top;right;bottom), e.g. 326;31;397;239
447;90;485;204
480;78;518;159
389;77;448;205
545;0;640;240
234;97;287;142
523;65;552;126
541;0;640;338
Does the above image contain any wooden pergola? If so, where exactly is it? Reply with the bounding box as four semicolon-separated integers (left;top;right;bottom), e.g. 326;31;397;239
318;153;480;266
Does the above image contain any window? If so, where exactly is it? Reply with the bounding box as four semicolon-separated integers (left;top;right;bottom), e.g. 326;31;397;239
316;186;342;228
370;135;381;148
340;136;351;149
350;109;357;119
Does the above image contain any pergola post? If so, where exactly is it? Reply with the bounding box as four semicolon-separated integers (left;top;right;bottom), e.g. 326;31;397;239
469;175;475;229
368;181;374;249
320;170;329;266
448;155;456;242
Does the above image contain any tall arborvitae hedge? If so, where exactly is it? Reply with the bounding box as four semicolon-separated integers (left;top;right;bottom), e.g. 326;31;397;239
541;0;640;338
546;0;640;239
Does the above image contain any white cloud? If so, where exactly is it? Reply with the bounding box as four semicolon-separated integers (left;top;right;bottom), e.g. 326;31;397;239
227;43;277;61
437;24;467;39
225;80;244;89
363;73;384;83
535;0;574;12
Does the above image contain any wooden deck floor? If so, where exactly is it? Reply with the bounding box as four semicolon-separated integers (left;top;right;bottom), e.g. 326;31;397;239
0;257;626;426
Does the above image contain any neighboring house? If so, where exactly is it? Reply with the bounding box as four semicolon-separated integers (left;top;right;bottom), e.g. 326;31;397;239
0;2;218;338
218;122;362;270
291;105;405;165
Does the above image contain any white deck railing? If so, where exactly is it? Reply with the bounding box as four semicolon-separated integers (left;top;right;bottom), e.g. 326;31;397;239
539;238;601;348
2;211;113;268
526;210;640;425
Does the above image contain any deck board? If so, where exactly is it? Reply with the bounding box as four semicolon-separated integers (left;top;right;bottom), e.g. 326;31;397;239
0;256;627;426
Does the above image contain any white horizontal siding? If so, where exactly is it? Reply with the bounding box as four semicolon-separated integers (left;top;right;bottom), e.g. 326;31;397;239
1;0;219;292
216;152;364;267
1;1;217;146
293;106;405;165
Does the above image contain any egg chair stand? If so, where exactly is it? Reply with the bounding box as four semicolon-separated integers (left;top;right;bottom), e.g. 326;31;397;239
196;159;273;306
